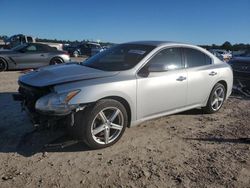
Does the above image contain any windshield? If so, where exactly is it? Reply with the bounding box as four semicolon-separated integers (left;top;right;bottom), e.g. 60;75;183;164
82;44;155;71
11;44;28;51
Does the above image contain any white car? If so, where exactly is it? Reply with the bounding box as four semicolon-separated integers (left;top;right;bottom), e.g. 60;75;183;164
213;49;232;60
14;41;233;149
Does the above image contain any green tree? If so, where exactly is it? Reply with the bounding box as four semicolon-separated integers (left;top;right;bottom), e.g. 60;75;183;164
222;41;232;51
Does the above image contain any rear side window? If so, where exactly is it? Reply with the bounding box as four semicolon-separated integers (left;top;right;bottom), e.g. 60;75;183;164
36;44;47;52
185;48;212;68
148;48;183;70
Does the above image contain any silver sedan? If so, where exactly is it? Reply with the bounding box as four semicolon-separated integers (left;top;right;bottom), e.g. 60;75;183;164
15;41;233;149
0;43;70;71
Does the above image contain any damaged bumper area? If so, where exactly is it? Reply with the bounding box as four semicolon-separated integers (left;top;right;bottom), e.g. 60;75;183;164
13;82;85;127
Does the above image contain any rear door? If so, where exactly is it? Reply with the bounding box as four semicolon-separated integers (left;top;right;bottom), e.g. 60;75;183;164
183;48;217;106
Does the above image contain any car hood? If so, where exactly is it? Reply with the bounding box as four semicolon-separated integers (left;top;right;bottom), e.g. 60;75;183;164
231;56;250;63
19;63;119;87
229;57;250;66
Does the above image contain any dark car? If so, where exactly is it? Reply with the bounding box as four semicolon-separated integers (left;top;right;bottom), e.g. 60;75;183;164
0;43;70;71
66;42;104;57
228;56;250;89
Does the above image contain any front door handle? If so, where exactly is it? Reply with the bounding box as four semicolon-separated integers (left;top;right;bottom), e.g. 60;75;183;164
209;71;217;76
176;76;186;81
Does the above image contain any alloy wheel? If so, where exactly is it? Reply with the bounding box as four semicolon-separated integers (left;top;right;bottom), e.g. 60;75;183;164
0;60;6;72
51;58;63;65
211;87;225;111
91;107;124;145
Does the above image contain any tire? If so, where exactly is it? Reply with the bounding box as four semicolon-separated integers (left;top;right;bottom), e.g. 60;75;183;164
50;57;64;65
73;51;79;58
0;58;8;72
203;83;226;114
68;99;128;149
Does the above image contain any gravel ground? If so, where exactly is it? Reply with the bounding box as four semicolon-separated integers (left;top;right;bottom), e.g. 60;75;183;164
0;67;249;188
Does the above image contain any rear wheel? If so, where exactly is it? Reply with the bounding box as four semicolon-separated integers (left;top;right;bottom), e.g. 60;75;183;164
203;83;226;114
0;58;7;72
68;99;128;149
50;57;64;65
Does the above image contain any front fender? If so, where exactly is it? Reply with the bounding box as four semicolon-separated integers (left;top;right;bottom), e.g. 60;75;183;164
54;77;137;121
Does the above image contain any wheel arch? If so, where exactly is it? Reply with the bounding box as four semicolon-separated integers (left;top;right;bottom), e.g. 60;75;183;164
203;79;229;107
50;56;64;64
0;57;8;70
217;80;227;94
100;96;132;128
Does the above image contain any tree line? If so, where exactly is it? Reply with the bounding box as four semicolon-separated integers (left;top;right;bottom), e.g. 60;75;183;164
0;35;249;51
200;41;250;51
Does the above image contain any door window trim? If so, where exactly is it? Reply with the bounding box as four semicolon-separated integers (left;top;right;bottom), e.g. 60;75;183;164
137;46;185;76
182;47;214;69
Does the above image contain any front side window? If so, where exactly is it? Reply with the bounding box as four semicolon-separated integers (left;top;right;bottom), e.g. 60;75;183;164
82;44;155;71
26;45;37;52
147;48;183;70
185;48;212;68
36;44;49;52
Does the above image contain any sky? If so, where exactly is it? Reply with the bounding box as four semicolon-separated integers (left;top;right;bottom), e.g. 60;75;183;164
0;0;250;45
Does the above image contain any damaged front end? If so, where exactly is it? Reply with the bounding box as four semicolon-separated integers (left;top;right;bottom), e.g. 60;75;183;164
13;81;85;129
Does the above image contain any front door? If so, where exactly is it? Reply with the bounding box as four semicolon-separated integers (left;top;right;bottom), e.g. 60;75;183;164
12;44;48;69
137;47;187;119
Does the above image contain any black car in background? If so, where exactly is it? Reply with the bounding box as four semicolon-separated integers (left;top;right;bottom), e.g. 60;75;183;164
228;55;250;89
65;42;104;57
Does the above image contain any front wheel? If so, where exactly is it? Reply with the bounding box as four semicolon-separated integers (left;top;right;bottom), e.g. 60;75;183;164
69;99;128;149
50;57;64;65
0;58;7;72
203;83;226;114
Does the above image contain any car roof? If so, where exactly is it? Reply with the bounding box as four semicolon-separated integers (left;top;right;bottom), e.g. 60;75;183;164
124;41;185;47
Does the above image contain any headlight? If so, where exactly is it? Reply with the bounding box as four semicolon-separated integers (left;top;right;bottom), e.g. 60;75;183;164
35;90;80;115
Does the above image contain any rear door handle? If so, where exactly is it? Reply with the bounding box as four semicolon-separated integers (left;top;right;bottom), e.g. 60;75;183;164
209;71;217;76
40;54;45;57
176;76;186;81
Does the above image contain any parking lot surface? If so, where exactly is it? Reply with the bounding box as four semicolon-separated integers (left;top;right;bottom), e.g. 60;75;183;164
0;68;250;187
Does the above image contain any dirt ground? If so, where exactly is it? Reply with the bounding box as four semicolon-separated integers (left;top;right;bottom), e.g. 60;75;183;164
0;67;250;188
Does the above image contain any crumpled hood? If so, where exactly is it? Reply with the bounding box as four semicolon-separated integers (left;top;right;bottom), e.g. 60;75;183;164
19;63;119;87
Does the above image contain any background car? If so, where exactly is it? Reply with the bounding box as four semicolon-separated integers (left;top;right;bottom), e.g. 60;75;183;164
228;56;250;89
0;43;70;71
3;34;35;49
212;49;232;61
65;42;104;57
209;49;224;61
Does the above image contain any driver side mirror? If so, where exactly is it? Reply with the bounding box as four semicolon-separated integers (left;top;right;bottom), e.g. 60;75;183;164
148;63;169;72
138;63;168;78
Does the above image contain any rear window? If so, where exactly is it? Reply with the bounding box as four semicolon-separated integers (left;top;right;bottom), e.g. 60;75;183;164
185;48;212;68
